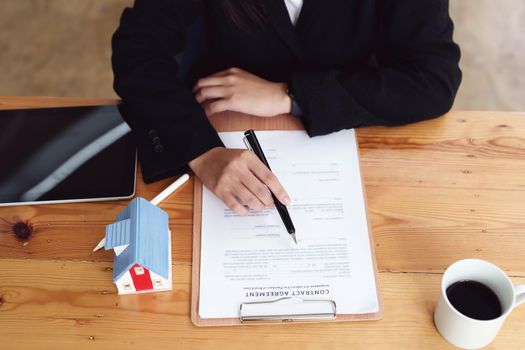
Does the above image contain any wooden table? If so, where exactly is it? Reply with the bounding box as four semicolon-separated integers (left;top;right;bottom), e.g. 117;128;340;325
1;97;524;349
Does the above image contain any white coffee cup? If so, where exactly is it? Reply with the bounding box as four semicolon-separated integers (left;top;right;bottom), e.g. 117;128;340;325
434;259;525;349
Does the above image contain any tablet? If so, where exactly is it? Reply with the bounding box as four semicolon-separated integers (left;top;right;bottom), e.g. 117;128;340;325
0;105;137;206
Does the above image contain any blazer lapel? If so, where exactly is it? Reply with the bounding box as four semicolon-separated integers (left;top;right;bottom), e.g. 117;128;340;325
265;0;302;58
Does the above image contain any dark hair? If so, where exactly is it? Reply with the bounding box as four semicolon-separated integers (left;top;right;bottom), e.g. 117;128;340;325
221;0;266;31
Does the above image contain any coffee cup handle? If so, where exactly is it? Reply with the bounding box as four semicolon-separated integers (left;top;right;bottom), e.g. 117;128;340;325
515;284;525;308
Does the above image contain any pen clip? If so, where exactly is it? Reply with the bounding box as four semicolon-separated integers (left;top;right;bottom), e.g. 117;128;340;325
243;136;253;151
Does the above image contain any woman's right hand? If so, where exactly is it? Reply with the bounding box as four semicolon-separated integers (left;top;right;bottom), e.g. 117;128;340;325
188;147;291;215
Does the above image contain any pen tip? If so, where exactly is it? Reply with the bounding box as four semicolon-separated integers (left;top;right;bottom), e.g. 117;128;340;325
291;233;298;244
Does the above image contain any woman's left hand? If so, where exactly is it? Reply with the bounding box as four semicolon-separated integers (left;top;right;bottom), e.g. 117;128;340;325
193;67;291;117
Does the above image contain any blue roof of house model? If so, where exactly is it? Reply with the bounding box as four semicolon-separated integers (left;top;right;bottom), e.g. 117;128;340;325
104;197;170;282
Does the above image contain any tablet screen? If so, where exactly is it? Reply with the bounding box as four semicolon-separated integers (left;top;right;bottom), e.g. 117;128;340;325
0;105;137;206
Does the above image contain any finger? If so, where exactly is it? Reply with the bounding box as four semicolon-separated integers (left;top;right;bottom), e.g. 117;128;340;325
249;156;291;205
205;99;232;115
195;86;229;103
239;171;274;207
232;183;266;212
222;192;249;215
209;67;242;77
193;76;229;92
193;67;246;91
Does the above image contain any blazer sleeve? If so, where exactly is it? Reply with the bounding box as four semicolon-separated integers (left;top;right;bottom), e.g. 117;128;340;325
288;0;462;136
112;0;223;183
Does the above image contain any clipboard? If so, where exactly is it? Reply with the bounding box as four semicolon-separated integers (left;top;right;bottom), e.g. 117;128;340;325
191;113;383;327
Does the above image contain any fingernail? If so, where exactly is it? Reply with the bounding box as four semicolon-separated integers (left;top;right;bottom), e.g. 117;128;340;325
284;196;291;205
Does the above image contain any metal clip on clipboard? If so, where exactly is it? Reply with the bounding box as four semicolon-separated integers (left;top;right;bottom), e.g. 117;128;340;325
240;297;337;323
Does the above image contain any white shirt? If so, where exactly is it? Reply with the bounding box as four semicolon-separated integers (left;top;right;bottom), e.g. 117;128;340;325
284;0;304;26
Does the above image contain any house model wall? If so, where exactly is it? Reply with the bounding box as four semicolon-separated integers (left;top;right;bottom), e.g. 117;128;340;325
103;197;172;295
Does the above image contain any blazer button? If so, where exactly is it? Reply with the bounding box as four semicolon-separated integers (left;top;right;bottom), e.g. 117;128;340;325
152;136;161;144
148;129;158;138
154;144;164;153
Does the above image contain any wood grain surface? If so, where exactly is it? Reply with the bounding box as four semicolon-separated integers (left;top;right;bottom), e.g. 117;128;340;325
0;97;524;349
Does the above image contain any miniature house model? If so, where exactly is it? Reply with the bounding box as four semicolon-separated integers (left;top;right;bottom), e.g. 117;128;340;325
102;197;172;295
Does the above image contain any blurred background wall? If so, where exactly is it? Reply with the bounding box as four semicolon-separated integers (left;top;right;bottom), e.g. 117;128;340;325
1;0;524;111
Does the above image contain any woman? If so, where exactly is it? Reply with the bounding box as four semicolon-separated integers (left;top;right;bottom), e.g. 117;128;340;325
112;0;461;214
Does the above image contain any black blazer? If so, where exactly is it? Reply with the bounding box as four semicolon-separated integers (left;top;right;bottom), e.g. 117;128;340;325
112;0;461;183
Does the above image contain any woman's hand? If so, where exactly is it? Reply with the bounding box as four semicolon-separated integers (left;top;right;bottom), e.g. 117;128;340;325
193;67;291;117
188;147;291;215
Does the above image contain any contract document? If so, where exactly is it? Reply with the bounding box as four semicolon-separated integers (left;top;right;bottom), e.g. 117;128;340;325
199;130;379;319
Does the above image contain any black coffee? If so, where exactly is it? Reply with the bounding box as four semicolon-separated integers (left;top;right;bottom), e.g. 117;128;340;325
446;280;503;320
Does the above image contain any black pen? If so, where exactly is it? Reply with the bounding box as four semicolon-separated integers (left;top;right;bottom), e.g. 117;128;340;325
243;129;297;244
